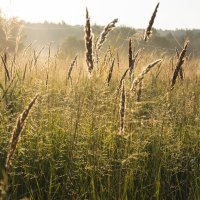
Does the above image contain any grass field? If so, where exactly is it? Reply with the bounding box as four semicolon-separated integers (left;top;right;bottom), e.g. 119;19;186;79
0;6;200;200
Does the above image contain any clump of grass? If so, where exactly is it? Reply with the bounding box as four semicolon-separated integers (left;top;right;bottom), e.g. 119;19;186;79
85;8;94;74
143;2;160;41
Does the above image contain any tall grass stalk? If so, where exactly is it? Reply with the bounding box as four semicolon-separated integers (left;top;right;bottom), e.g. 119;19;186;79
85;8;94;74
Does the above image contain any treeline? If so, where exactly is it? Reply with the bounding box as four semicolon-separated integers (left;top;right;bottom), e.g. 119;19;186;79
25;22;200;57
1;17;200;57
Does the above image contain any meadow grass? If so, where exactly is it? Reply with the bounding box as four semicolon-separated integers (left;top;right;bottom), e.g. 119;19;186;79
0;46;199;199
0;6;200;200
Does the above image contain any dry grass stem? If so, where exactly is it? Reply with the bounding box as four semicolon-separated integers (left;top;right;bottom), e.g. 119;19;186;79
33;47;45;67
2;76;16;99
116;51;120;69
1;53;10;81
171;41;189;88
136;81;142;102
85;8;94;74
130;59;162;91
175;48;184;80
129;49;141;80
106;58;115;85
96;18;118;51
67;55;78;82
116;68;129;94
175;48;180;58
128;39;133;71
5;94;39;170
119;81;126;135
22;63;27;81
143;2;160;41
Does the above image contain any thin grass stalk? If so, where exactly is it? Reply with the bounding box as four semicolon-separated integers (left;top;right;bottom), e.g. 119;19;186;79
96;18;118;51
0;170;8;200
47;43;51;69
175;47;184;80
129;49;140;80
136;81;142;102
106;58;115;85
116;68;129;94
46;43;51;88
22;63;27;81
10;55;16;78
5;94;39;170
130;59;162;91
1;53;10;82
175;48;180;58
117;50;120;69
85;8;94;74
128;39;133;72
144;2;160;41
33;47;45;68
45;73;49;88
2;76;16;99
171;41;189;88
67;55;77;84
119;81;126;135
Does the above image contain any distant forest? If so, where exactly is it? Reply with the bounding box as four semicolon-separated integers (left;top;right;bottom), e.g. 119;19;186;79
1;17;200;58
24;22;200;58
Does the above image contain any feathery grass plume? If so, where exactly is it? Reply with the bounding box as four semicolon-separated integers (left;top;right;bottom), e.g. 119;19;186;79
5;94;39;170
106;58;115;85
119;81;126;135
130;59;162;91
128;39;133;71
171;41;189;88
129;49;140;80
175;47;184;80
143;2;160;41
1;53;10;82
85;8;94;74
96;18;118;51
103;46;114;67
67;55;77;83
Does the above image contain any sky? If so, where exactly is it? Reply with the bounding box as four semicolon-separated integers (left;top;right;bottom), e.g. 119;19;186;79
0;0;199;29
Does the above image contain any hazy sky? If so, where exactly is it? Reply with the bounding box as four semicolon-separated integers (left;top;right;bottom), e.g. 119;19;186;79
0;0;199;29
